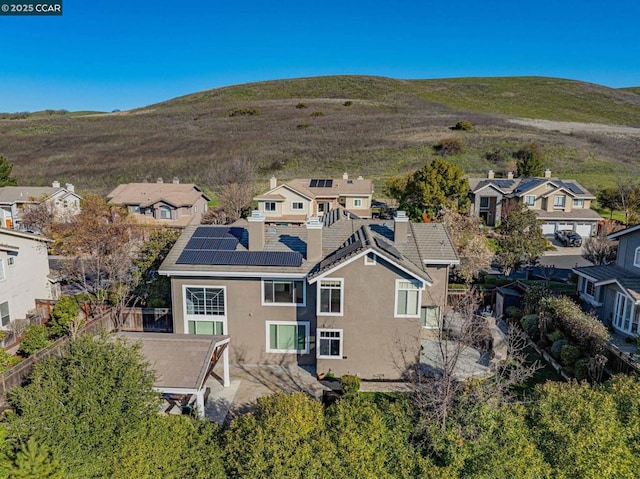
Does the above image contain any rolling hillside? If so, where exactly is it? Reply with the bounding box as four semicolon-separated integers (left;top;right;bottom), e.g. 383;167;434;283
1;75;639;194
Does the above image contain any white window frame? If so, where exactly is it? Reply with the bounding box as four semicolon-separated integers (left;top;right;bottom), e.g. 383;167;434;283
364;252;376;266
395;279;422;318
182;285;227;335
553;195;566;208
573;199;584;208
634;247;640;268
613;291;634;333
291;202;304;211
0;258;5;282
317;278;344;316
353;199;363;208
264;202;276;212
580;277;595;299
159;205;172;219
317;329;343;359
421;305;441;329
524;195;536;207
266;321;310;354
0;301;9;327
261;279;306;306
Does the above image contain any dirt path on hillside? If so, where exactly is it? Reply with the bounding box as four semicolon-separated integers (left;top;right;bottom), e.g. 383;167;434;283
509;118;640;136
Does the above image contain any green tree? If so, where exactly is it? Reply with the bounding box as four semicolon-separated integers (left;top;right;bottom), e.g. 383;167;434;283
6;334;159;478
18;325;50;357
597;186;622;219
496;203;547;275
384;158;470;220
5;438;64;479
0;156;17;187
49;295;81;338
515;142;545;177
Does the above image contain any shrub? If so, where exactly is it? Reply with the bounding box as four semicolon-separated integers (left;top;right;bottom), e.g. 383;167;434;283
574;358;590;381
310;111;324;117
520;314;540;340
295;102;308;109
433;136;466;156
537;338;550;350
0;348;20;373
547;330;565;343
550;339;569;359
228;108;259;117
296;124;310;129
343;100;353;107
340;375;360;396
452;120;473;131
19;325;50;357
561;344;582;368
49;295;81;338
507;306;523;323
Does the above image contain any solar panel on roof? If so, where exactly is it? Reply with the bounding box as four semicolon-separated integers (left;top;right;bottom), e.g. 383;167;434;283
319;240;362;269
375;237;403;260
177;250;303;266
310;179;333;188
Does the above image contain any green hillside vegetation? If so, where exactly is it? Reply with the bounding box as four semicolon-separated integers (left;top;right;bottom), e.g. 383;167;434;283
0;75;639;193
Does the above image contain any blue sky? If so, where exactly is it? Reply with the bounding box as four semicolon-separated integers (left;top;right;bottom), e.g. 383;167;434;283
1;0;639;112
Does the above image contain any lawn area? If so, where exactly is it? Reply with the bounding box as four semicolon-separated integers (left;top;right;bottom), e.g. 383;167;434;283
593;205;626;223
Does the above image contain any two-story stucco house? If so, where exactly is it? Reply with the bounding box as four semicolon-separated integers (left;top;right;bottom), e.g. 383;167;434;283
0;229;55;329
469;169;602;236
0;182;82;230
159;209;458;379
107;178;210;227
254;173;374;223
574;225;640;337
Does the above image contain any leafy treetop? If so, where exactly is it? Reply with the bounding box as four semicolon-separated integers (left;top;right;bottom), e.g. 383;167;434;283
0;156;17;187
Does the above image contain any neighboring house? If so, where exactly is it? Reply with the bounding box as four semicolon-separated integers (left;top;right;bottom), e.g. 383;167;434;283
107;178;210;227
468;169;602;236
0;229;55;329
0;181;82;230
574;225;640;337
254;173;374;223
159;209;459;379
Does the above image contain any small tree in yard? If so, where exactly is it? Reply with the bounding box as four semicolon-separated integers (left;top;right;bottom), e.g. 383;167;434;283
583;232;617;265
49;295;82;339
0;156;18;187
515;142;545;178
18;325;50;357
496;203;547;276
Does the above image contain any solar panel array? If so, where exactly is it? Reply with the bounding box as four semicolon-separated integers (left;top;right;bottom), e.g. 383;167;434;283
177;226;303;267
319;240;362;269
375;237;403;260
309;179;334;188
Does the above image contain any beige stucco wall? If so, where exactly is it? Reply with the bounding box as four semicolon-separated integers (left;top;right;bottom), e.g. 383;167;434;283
258;187;311;219
342;196;371;210
0;234;52;322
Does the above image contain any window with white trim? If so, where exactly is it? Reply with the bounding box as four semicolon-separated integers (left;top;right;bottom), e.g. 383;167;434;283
421;306;441;328
0;259;5;281
264;202;276;212
159;205;172;219
266;321;309;353
353;199;362;207
317;329;343;359
364;252;376;265
524;195;536;206
395;280;421;317
573;199;584;208
292;202;304;210
318;279;343;315
184;286;226;335
262;279;305;305
634;247;640;268
553;195;566;208
580;277;595;298
0;302;9;327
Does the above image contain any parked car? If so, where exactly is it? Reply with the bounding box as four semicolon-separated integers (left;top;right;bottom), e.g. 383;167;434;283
554;229;582;247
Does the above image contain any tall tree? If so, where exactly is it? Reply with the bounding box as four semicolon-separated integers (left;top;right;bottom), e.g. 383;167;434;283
515;142;545;177
205;157;255;222
496;203;547;275
384;158;470;220
0;156;18;186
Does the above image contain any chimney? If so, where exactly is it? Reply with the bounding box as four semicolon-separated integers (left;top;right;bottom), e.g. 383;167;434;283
247;210;265;251
172;177;180;184
342;172;348;180
394;211;409;243
306;217;323;261
507;171;514;179
65;183;75;193
487;170;495;179
269;176;277;190
52;180;60;188
157;177;163;184
544;168;551;178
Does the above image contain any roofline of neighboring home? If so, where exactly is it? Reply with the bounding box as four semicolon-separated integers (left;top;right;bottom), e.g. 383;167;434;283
537;186;578;199
472;183;509;195
0;229;52;243
308;247;433;286
571;268;601;282
266;184;314;201
158;270;309;279
609;224;640;240
423;259;460;265
592;278;640;304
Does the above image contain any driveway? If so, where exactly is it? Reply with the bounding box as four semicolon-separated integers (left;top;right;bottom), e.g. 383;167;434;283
539;237;593;269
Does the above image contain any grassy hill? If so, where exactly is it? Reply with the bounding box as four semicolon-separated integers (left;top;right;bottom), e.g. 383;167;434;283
1;75;639;194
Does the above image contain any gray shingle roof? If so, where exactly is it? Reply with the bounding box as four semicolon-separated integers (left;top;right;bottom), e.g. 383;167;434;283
574;264;640;300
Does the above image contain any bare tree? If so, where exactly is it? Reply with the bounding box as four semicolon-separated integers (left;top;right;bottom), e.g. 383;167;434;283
19;197;55;234
205;157;255;222
201;206;230;225
583;234;617;265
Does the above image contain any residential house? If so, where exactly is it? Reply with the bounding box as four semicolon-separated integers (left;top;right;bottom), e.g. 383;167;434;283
468;169;602;236
0;181;81;230
159;209;459;379
254;173;374;223
574;225;640;337
107;178;210;227
0;229;55;329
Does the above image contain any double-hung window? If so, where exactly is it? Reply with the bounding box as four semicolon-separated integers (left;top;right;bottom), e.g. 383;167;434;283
292;202;304;210
266;321;309;353
395;280;421;317
0;302;10;327
318;279;343;315
317;329;343;359
263;279;305;305
0;259;5;281
159;206;172;219
184;286;226;335
524;195;536;206
553;195;566;208
573;199;584;208
264;202;276;212
421;306;441;328
353;199;363;207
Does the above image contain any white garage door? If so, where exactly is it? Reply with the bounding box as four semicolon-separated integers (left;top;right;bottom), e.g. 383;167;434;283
576;223;593;237
557;223;574;231
541;222;556;235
